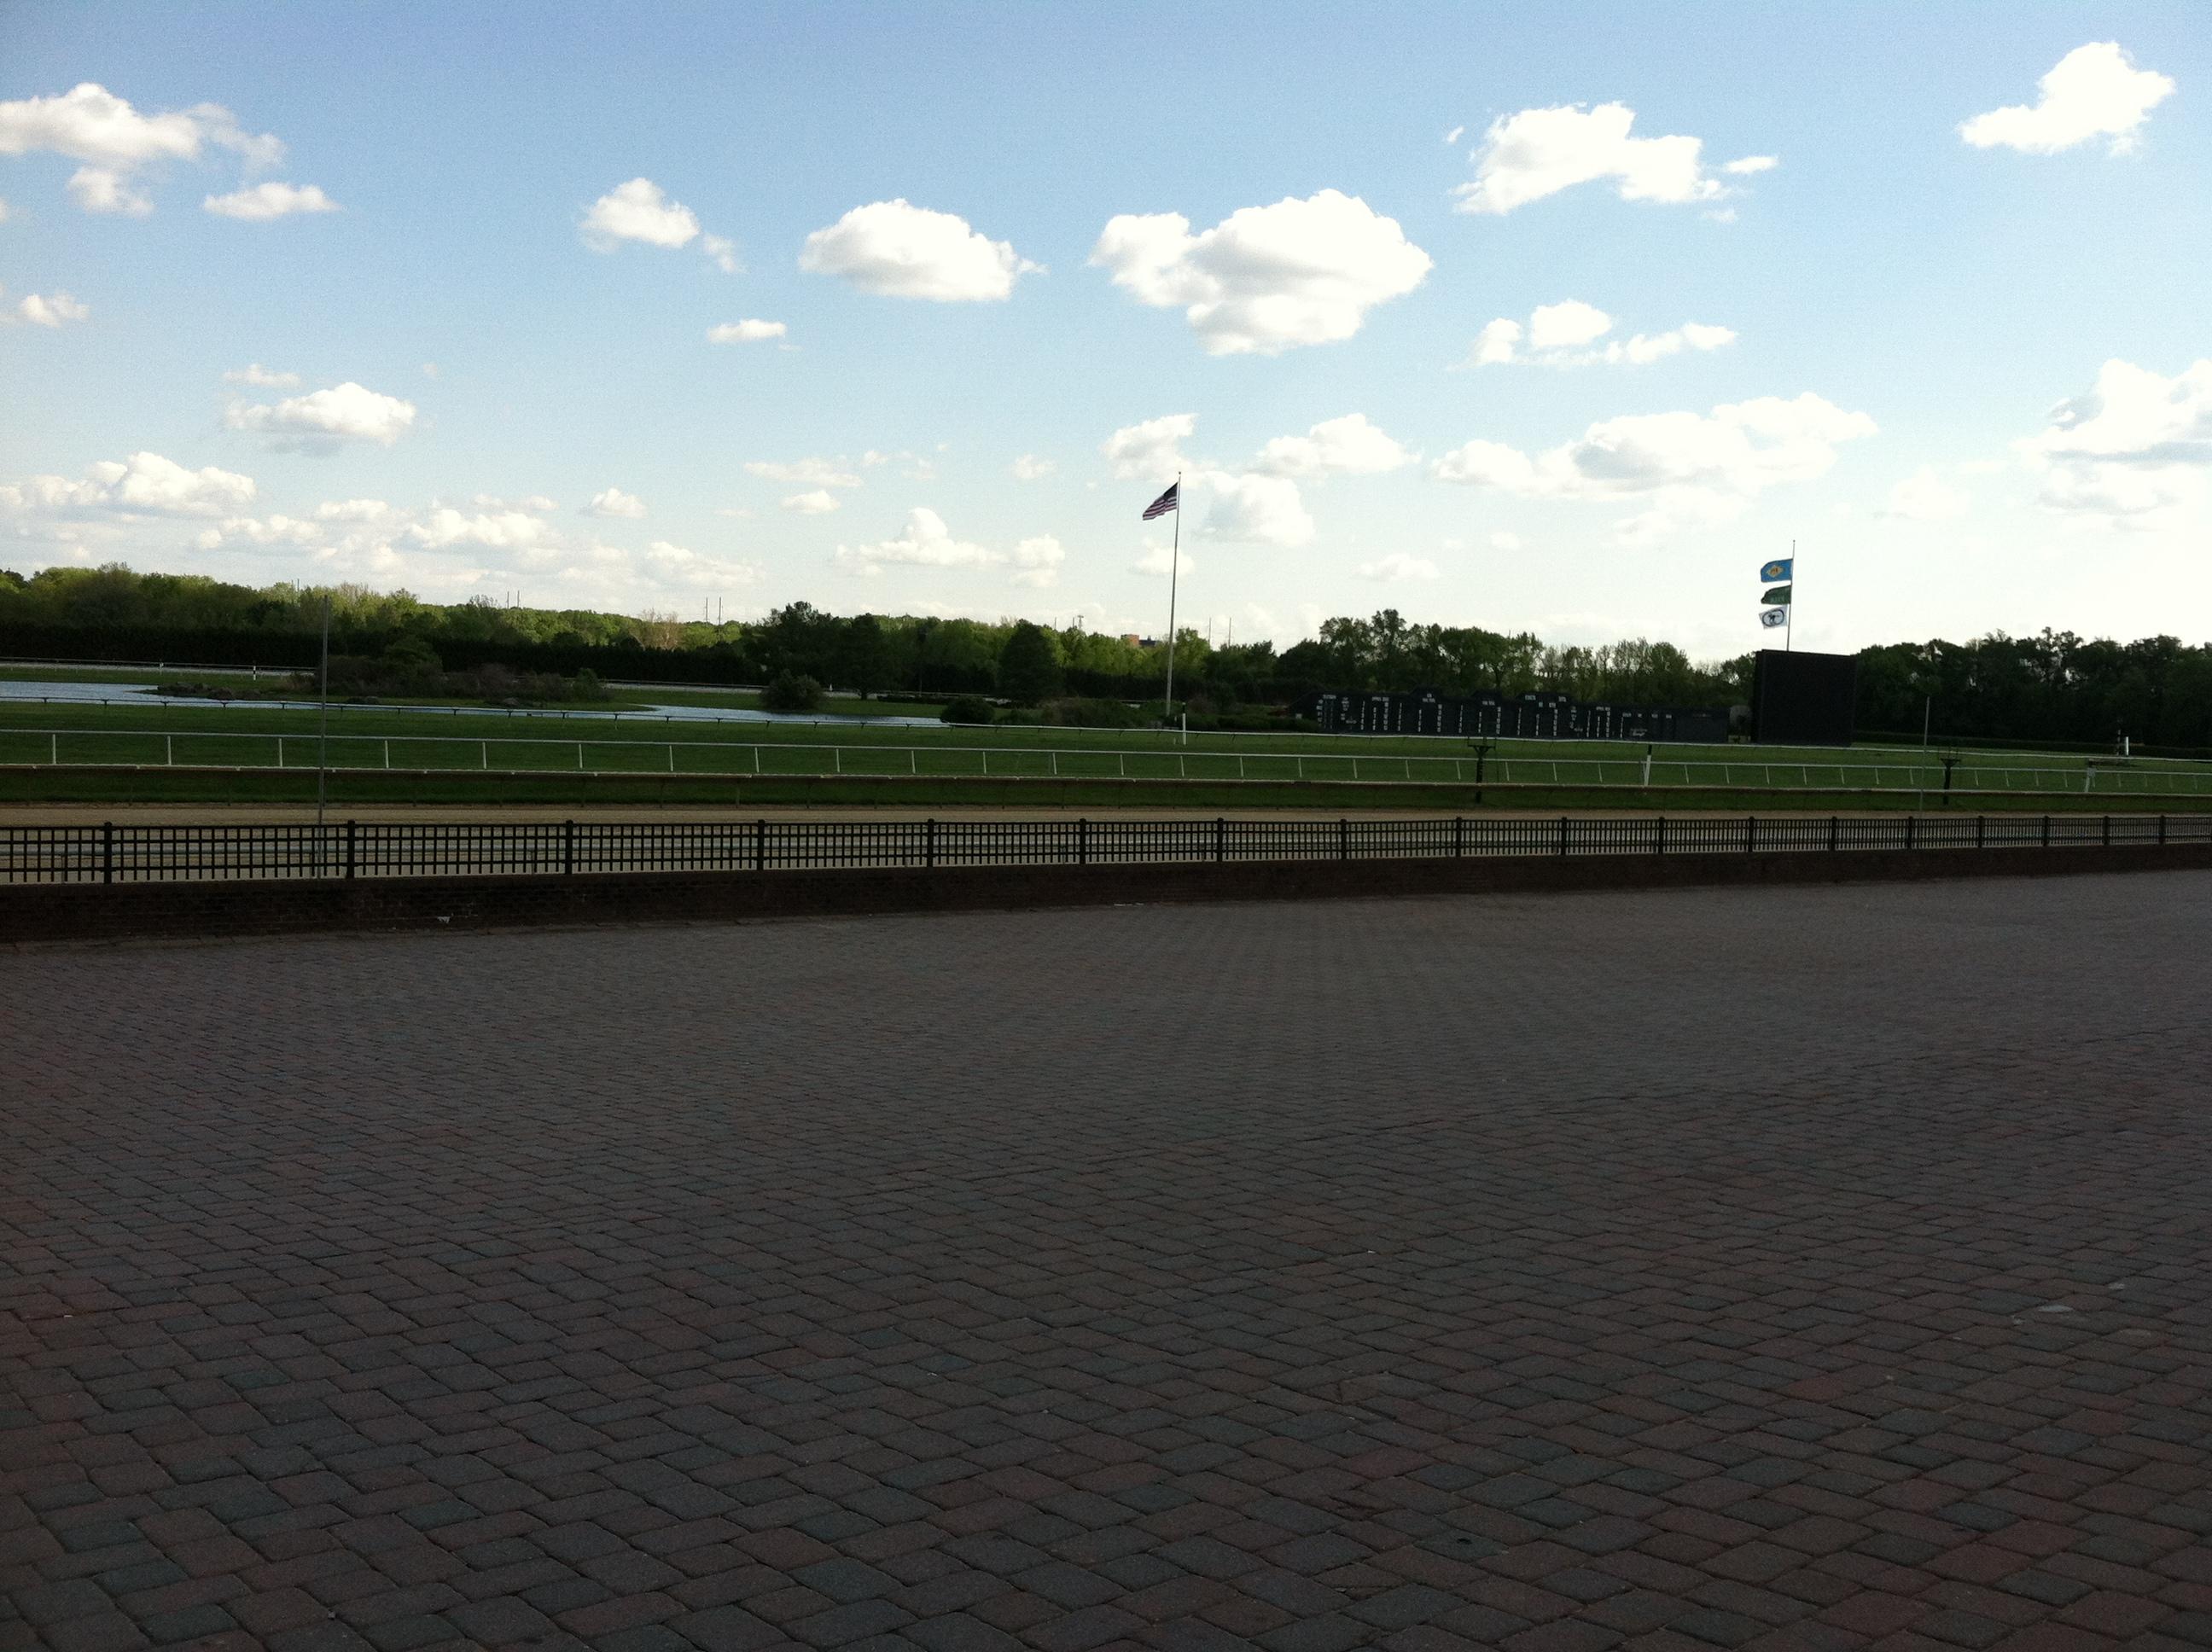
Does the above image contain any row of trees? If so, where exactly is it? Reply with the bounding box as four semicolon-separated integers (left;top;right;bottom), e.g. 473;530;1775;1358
6;562;2211;747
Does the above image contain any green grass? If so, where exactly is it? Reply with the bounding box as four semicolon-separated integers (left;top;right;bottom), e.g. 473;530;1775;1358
5;695;2212;806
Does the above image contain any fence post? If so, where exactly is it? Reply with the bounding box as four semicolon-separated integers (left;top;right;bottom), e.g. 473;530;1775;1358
1656;815;1667;855
1828;814;1839;852
1559;816;1570;857
755;817;766;872
926;817;937;869
1905;814;1916;852
2042;814;2051;848
1079;817;1089;866
563;818;576;875
1454;815;1465;858
1746;815;1756;855
2158;813;2167;846
1215;817;1225;864
1338;817;1348;860
2102;814;2110;848
346;819;358;880
102;820;114;886
1976;814;1985;850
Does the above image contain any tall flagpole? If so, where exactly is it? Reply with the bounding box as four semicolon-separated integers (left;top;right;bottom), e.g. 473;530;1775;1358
1785;538;1796;653
1161;470;1181;721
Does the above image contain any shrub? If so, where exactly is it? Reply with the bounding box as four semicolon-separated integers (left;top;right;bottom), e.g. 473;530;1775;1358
939;695;996;724
570;667;608;701
761;671;824;713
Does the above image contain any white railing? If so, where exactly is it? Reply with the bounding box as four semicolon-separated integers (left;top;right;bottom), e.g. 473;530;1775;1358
8;726;2212;797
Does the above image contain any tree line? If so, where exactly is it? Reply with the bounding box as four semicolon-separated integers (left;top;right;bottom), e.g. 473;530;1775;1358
4;562;2209;747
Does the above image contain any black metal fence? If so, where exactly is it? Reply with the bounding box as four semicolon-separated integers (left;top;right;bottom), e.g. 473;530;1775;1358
3;812;2207;887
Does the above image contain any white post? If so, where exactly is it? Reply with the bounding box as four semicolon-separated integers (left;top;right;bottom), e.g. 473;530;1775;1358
166;734;173;767
384;739;391;770
480;741;488;770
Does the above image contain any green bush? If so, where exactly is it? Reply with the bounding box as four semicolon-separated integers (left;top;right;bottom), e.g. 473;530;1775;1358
939;695;996;724
761;671;824;712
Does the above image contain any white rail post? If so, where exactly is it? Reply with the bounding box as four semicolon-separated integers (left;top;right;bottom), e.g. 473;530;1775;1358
576;742;583;770
833;747;841;774
51;733;58;765
667;744;675;772
166;734;173;766
1051;751;1057;777
981;750;988;776
276;736;284;767
384;739;391;770
480;741;488;770
910;749;917;775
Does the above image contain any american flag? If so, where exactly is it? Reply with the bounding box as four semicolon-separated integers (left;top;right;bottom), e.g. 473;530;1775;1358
1141;481;1179;520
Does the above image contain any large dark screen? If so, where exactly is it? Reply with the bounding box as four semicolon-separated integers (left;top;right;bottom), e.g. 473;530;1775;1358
1753;649;1858;746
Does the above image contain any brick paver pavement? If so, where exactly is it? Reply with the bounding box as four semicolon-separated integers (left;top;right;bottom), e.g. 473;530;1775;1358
5;874;2210;1652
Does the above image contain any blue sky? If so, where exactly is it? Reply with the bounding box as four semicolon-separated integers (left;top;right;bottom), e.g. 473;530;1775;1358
3;2;2207;659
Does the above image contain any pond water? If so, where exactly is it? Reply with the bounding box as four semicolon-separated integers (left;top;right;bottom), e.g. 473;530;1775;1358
0;678;943;727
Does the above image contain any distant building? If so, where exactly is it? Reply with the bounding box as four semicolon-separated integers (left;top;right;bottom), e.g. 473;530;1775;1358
1299;688;1729;743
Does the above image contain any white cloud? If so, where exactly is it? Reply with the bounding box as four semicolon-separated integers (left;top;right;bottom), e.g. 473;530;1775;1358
1130;545;1195;579
1200;470;1314;546
1455;103;1725;214
1961;43;2175;155
1010;535;1066;587
700;233;741;274
475;492;556;512
581;177;700;250
1358;553;1440;582
2017;357;2212;522
0;84;282;215
403;507;553;550
580;486;647;519
1102;413;1195;480
12;289;89;327
1723;155;1779;175
1467;300;1735;369
643;539;760;587
194;513;323;550
1435;393;1877;544
1883;466;1972;522
707;318;786;344
1490;531;1522;550
1093;189;1430;355
1;451;255;517
1529;300;1614;351
745;457;861;487
224;363;299;387
225;381;416;447
800;199;1039;301
782;490;841;514
1254;413;1413;478
67;166;149;216
1470;318;1522;366
1443;125;1464;146
314;497;392;522
203;181;338;219
832;506;999;574
1011;454;1056;481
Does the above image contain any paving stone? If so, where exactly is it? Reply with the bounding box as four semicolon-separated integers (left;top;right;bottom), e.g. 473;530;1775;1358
4;881;2210;1652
